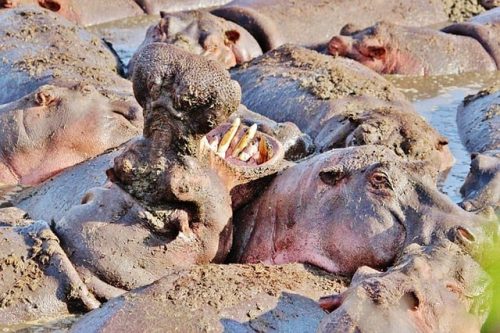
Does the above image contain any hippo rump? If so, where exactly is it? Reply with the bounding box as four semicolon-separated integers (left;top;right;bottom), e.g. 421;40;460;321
457;85;500;213
210;0;448;52
0;220;100;325
0;84;141;186
0;6;130;104
232;145;485;276
133;0;230;15
232;45;454;173
0;0;144;25
128;10;262;72
327;20;497;76
318;239;491;333
70;263;346;333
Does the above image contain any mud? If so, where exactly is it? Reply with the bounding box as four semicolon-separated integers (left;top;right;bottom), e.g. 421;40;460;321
441;0;486;22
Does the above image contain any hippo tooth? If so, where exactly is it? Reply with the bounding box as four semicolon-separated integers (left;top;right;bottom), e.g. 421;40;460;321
217;117;241;157
258;137;270;163
232;124;258;157
238;140;259;161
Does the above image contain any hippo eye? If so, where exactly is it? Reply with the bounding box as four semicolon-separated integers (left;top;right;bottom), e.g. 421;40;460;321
370;171;393;191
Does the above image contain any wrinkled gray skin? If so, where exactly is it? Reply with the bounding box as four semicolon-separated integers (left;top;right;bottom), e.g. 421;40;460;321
0;220;100;325
443;8;500;69
232;45;455;173
211;0;448;51
0;7;128;104
129;10;262;72
70;263;345;333
318;239;491;333
0;0;144;26
328;21;497;76
457;86;500;213
134;0;230;15
233;145;486;276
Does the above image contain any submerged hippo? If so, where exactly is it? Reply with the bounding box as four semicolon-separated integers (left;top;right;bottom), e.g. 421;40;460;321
0;0;144;25
457;85;500;212
0;6;130;104
0;220;100;325
129;10;262;72
232;45;454;173
232;145;484;276
328;21;497;76
318;239;490;333
0;84;141;186
133;0;230;15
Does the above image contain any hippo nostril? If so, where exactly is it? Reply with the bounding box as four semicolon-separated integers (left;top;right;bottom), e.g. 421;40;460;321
38;0;61;12
81;192;94;205
457;226;476;243
319;294;343;313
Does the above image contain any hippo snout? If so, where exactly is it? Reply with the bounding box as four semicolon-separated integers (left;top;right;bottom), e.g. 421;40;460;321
328;36;351;57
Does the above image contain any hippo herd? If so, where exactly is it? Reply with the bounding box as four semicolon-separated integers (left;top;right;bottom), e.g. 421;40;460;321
0;1;499;332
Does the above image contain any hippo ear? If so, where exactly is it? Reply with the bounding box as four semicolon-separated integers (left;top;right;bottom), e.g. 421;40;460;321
35;89;57;107
319;166;349;186
367;45;386;59
38;0;61;12
225;30;241;44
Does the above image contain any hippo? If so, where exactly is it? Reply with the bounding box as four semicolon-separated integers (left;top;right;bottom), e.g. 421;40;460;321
45;43;286;300
0;220;100;325
231;45;454;173
327;21;497;76
0;84;142;186
129;10;262;72
70;263;346;333
211;0;448;52
232;145;485;276
0;0;144;26
318;239;491;333
328;7;500;76
133;0;230;15
0;6;130;104
457;85;500;212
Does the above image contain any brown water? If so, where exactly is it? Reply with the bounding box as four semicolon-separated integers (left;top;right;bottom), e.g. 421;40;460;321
1;16;499;332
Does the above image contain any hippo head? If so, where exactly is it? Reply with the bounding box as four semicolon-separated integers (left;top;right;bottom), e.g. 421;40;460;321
328;22;418;75
460;151;500;213
0;83;142;185
0;0;78;21
315;104;455;173
235;145;489;275
139;10;262;69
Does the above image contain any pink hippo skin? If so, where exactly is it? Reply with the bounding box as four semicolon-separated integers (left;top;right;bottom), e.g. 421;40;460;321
232;145;486;276
0;0;144;25
0;84;142;186
129;10;262;72
211;0;448;51
328;21;497;76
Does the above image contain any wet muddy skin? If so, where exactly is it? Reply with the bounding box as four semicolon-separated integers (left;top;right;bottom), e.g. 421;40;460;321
0;13;498;333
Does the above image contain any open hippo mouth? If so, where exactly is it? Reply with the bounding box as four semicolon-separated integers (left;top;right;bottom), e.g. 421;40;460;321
201;117;283;173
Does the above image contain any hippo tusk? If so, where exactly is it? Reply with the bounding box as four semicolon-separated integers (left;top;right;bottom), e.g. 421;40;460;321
217;117;241;157
232;124;257;157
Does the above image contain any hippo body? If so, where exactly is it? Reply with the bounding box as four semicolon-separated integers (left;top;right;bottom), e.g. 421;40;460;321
0;220;99;325
328;21;497;76
233;145;482;276
0;7;127;104
318;240;490;333
211;0;448;51
457;85;500;212
134;0;230;15
232;45;454;172
70;263;346;333
0;0;144;25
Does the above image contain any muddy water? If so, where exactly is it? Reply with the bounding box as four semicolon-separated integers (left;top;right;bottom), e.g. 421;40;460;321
389;71;500;202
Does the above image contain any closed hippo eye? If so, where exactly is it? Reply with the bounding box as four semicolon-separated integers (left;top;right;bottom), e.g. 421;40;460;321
38;0;61;12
